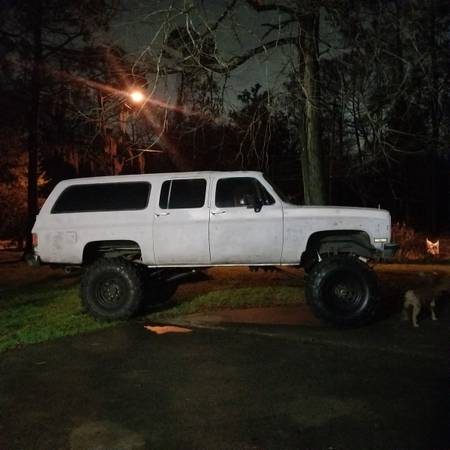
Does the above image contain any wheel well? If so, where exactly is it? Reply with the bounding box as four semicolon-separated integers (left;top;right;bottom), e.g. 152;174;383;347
82;240;142;265
301;230;376;268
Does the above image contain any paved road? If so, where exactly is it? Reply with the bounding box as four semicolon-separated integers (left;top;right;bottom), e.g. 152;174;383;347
0;317;449;450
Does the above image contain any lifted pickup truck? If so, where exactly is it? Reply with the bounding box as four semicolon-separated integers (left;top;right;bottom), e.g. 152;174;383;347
29;171;397;326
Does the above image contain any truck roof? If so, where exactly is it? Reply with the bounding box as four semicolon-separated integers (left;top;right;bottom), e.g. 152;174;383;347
55;171;265;187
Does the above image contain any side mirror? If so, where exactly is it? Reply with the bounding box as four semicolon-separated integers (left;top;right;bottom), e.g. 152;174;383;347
254;199;263;213
244;194;263;213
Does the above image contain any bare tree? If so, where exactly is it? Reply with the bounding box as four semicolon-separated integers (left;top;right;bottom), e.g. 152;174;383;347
0;0;117;251
325;0;450;229
126;0;328;203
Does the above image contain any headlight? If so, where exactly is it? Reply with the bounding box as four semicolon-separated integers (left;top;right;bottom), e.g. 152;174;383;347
374;238;388;243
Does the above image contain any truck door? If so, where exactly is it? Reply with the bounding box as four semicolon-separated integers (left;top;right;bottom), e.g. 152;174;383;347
153;177;211;265
209;176;283;264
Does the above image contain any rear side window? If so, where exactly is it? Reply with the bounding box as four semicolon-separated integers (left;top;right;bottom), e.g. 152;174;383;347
159;179;206;209
215;177;275;207
51;182;151;213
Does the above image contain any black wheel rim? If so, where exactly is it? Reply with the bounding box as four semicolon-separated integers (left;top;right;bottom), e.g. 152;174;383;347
322;270;368;315
95;275;125;310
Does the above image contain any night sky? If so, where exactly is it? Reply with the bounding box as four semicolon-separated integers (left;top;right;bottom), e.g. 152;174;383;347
107;0;291;105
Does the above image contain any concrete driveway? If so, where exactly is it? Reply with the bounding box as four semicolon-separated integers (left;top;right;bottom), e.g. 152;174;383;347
0;310;449;450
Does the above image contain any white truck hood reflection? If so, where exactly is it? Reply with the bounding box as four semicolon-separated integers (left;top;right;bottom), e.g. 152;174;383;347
280;203;391;263
282;203;391;220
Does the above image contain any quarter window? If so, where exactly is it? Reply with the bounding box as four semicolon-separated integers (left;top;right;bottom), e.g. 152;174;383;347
159;179;207;209
51;182;151;214
215;177;275;208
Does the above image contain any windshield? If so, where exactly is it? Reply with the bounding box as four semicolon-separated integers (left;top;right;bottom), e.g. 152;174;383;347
263;174;291;203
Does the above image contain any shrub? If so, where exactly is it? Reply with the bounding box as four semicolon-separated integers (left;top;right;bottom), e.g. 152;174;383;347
392;223;427;261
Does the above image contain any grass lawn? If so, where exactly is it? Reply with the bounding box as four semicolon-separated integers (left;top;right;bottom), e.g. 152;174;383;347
149;286;304;318
0;285;115;353
2;258;450;353
0;283;303;353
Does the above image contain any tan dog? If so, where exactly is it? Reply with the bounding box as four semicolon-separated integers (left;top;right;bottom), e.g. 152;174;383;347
402;272;449;327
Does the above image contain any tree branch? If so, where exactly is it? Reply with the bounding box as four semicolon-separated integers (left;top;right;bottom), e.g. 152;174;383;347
209;0;239;33
211;36;297;73
245;1;296;16
42;32;83;59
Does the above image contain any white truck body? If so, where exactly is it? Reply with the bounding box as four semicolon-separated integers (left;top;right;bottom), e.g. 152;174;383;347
32;171;393;267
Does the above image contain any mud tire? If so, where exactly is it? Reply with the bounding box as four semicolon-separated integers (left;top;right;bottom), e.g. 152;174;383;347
305;255;379;327
81;258;144;321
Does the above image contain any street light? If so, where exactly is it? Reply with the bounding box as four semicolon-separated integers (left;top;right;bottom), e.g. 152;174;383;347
129;90;145;104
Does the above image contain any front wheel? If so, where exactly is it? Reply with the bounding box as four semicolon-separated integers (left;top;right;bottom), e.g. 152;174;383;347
305;255;379;327
80;258;145;321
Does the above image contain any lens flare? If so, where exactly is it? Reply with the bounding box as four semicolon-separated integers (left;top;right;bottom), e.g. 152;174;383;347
130;90;145;103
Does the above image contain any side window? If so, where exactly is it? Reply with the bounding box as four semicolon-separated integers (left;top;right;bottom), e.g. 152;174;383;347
159;179;207;209
255;180;276;205
51;182;151;214
215;177;275;208
159;180;171;209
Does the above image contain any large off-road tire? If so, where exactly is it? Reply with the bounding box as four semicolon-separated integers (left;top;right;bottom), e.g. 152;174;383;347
80;258;145;321
305;255;379;327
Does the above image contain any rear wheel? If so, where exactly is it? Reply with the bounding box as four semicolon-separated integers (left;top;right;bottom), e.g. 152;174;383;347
305;255;379;327
80;258;144;321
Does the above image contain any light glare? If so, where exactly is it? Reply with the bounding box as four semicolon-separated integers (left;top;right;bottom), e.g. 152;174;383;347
130;90;144;103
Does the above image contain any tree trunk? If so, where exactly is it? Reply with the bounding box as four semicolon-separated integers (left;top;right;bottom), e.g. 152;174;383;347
428;0;439;233
300;11;327;205
25;0;43;253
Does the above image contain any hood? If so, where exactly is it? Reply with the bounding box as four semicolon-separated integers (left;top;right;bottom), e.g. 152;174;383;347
282;203;391;220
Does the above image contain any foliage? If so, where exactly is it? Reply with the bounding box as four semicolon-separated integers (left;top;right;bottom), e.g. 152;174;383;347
0;0;122;243
0;139;27;240
391;223;427;261
0;132;49;241
391;222;449;261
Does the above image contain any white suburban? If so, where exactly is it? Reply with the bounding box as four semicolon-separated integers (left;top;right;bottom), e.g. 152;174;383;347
30;171;397;326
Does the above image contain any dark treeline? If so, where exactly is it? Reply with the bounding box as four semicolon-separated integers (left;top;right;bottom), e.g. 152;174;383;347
0;0;449;245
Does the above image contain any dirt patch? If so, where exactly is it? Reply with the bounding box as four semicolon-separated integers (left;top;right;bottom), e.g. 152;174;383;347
173;266;304;301
376;263;450;315
167;304;321;327
0;251;74;291
70;420;146;450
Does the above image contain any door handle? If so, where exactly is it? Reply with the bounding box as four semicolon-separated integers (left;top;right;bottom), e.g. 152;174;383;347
155;211;170;217
211;210;226;215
